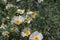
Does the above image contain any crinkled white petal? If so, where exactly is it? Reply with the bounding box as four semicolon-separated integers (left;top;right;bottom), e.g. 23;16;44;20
23;27;30;32
11;16;18;24
21;32;26;37
18;15;25;22
38;33;43;40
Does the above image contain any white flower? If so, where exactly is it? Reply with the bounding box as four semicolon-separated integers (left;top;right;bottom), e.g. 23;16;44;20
16;0;21;2
27;11;36;18
0;23;7;29
2;31;9;37
11;16;24;25
6;3;14;9
21;28;31;37
29;31;43;40
38;0;43;3
24;15;32;23
17;9;25;14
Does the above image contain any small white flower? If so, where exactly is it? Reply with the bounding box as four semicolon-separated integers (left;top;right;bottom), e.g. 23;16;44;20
29;31;43;40
0;23;7;29
11;16;24;25
17;9;25;14
24;15;32;23
2;31;9;37
16;0;21;2
21;28;31;37
38;0;43;3
27;11;36;18
6;3;14;9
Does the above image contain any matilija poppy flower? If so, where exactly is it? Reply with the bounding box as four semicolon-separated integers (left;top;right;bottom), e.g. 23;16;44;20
21;27;31;37
29;31;43;40
11;15;24;25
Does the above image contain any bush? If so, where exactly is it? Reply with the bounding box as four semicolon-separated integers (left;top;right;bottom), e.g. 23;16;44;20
0;0;60;40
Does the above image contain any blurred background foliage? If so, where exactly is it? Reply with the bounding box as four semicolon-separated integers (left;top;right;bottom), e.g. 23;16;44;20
0;0;60;40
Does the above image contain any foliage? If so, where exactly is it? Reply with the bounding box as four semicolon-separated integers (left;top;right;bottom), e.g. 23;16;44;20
0;0;60;40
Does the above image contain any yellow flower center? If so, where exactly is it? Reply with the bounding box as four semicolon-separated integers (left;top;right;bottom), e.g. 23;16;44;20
31;12;36;18
25;30;30;36
1;23;5;27
33;36;39;40
16;19;21;25
4;31;9;36
19;10;23;14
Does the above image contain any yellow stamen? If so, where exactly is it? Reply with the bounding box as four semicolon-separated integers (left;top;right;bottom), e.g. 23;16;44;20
31;12;36;18
19;9;23;14
16;19;21;25
25;30;30;36
33;36;39;40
